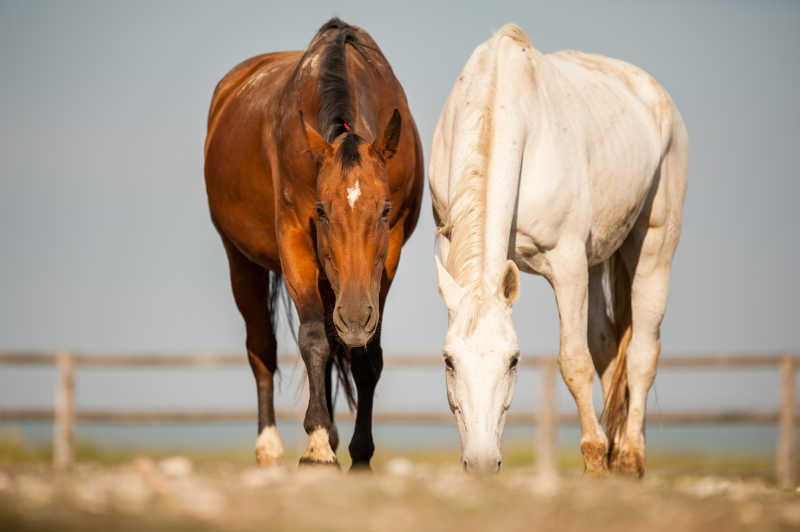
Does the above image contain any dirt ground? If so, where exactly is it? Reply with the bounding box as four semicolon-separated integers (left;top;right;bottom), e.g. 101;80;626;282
1;448;799;532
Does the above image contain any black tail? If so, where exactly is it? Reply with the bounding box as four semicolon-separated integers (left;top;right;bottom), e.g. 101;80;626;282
267;271;296;343
330;342;357;411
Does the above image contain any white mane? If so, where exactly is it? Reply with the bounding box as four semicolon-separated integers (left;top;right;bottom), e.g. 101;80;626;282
442;24;532;299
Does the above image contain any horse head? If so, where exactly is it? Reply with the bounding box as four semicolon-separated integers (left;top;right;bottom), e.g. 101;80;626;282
435;256;521;472
302;110;402;347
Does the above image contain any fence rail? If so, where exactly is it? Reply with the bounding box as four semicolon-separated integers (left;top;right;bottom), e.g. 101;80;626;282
0;351;796;487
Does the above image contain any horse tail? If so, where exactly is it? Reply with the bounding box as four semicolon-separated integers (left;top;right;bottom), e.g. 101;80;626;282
331;344;357;411
601;250;632;457
267;271;296;345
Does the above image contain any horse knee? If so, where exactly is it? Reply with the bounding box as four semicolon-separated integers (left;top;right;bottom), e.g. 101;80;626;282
558;345;595;391
299;321;329;361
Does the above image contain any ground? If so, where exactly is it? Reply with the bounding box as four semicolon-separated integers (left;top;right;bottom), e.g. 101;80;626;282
0;439;798;532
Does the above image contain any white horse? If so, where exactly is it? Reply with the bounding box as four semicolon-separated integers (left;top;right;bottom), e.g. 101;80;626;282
430;24;688;475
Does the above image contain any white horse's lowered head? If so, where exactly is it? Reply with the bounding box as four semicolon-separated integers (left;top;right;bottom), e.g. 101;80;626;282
435;256;519;472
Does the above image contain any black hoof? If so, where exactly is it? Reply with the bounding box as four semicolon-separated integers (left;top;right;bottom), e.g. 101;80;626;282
349;461;372;472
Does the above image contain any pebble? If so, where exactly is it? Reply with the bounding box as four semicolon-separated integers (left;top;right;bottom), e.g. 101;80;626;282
385;457;414;477
110;471;152;512
15;475;54;506
240;466;287;488
72;477;109;514
130;456;156;476
158;456;193;477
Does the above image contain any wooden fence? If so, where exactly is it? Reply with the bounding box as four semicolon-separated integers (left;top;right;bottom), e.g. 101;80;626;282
0;351;796;487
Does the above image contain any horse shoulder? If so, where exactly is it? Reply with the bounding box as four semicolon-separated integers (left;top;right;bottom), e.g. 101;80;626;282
205;52;302;271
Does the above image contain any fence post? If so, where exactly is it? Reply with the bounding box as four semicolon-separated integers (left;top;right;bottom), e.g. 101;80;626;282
536;358;557;477
54;351;75;470
777;355;796;489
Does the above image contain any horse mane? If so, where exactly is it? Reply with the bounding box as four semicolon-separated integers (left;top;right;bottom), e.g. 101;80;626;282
444;24;531;302
307;18;381;169
316;18;358;143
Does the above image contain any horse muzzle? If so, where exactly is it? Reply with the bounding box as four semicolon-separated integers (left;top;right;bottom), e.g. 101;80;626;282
333;301;378;347
461;446;502;473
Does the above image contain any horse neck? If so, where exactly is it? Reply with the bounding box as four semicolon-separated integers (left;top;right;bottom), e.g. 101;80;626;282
446;32;534;298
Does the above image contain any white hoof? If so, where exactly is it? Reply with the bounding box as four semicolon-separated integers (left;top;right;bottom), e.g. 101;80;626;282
255;425;284;466
299;427;337;464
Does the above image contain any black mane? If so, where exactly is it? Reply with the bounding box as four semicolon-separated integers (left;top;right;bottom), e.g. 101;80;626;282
338;132;362;168
317;18;358;143
315;18;368;169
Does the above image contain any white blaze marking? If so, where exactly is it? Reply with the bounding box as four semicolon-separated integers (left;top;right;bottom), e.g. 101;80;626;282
346;179;361;208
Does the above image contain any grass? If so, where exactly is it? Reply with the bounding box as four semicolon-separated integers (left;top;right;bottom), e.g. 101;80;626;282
0;429;781;480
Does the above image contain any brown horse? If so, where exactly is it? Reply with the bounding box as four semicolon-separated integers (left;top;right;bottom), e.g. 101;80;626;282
204;18;423;468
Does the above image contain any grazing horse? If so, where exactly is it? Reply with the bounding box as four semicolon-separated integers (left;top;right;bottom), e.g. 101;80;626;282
430;24;688;475
204;18;423;468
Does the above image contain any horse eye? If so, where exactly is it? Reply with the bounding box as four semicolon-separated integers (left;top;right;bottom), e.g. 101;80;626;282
509;355;520;371
315;202;328;221
444;355;455;372
381;202;392;219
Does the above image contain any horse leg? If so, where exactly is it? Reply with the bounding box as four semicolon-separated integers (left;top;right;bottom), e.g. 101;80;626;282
612;119;686;476
298;320;338;467
549;243;609;474
348;332;383;470
613;223;673;477
222;236;283;466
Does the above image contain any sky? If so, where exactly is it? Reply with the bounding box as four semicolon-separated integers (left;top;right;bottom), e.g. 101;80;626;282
0;1;798;450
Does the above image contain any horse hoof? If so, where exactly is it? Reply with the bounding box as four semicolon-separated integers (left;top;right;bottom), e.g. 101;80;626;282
255;426;284;467
298;456;340;469
580;440;609;475
615;449;645;478
349;461;372;472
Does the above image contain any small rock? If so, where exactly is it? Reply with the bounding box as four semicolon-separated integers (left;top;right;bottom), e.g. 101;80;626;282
73;478;109;514
16;475;53;506
158;456;193;477
240;466;287;488
385;457;414;477
529;470;560;497
173;483;225;520
111;472;152;513
675;475;732;498
130;457;156;476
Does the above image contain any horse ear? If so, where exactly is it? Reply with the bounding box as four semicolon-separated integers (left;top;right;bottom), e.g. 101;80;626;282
374;109;401;160
300;111;332;160
499;260;520;306
435;255;465;311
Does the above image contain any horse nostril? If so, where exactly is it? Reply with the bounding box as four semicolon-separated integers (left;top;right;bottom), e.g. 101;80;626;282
335;308;347;331
462;459;469;471
497;459;502;470
362;306;373;328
